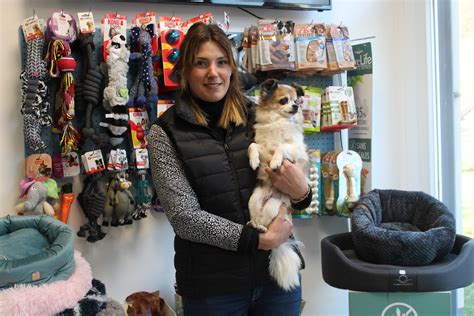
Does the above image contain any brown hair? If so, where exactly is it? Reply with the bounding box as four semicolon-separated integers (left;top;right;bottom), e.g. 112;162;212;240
172;23;247;128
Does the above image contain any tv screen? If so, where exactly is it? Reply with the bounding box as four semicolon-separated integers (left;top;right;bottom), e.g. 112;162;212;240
146;0;332;11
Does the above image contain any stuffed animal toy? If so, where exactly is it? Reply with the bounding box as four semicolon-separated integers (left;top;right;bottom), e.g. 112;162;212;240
77;173;107;242
131;173;152;220
102;33;130;146
128;26;158;109
15;179;54;216
125;291;165;316
103;172;135;226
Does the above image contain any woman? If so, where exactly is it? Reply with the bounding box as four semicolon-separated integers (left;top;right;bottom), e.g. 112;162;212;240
148;22;311;316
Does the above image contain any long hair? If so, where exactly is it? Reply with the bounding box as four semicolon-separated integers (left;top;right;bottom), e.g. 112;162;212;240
172;23;247;128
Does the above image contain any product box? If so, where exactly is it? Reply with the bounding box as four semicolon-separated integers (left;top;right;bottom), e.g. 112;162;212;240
129;107;149;149
301;86;322;134
321;86;357;132
157;99;175;118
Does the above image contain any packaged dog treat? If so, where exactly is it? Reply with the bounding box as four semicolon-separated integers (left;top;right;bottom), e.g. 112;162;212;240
301;86;323;134
257;20;296;71
294;23;327;71
324;24;356;74
321;86;357;132
321;151;339;216
249;26;259;73
336;150;362;217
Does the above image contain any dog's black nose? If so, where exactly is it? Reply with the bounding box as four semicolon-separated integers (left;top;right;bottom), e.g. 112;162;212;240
292;104;299;112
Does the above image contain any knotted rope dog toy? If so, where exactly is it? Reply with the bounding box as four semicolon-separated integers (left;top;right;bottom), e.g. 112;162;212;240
47;39;81;154
128;25;158;109
75;32;109;146
20;36;52;151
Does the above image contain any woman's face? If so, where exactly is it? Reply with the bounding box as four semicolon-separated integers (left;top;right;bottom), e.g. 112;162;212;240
189;41;232;102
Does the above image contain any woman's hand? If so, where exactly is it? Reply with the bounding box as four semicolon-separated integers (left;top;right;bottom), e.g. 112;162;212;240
258;203;292;250
265;160;309;201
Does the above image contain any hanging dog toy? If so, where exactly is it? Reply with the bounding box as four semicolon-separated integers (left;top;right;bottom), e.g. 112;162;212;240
75;32;109;146
102;33;130;146
20;34;52;151
131;171;152;220
48;39;81;154
127;25;158;109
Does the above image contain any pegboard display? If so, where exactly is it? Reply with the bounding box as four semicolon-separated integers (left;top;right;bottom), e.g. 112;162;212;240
20;29;335;159
20;28;167;159
279;76;335;153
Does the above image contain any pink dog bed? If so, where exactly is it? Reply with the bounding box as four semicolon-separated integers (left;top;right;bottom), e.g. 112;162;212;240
0;251;93;315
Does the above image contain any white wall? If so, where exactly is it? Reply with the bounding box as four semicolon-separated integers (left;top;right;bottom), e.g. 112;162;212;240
0;1;433;315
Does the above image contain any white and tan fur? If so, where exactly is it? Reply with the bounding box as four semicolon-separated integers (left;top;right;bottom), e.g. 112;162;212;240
248;79;309;291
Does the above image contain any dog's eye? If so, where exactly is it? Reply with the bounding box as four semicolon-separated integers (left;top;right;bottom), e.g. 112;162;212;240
279;97;288;105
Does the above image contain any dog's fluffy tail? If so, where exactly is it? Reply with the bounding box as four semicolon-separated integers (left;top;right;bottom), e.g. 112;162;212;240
269;240;303;291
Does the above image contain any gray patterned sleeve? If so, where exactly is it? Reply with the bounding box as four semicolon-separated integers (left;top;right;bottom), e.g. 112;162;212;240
148;124;245;252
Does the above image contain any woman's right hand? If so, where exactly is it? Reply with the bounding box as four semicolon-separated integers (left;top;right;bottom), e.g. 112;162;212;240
257;203;292;251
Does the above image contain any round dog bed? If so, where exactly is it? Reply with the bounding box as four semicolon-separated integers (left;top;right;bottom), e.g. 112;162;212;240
351;189;456;266
0;215;75;288
0;251;93;315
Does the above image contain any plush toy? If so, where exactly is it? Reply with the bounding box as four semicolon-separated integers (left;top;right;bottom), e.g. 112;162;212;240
103;172;135;227
125;291;165;316
102;33;130;146
77;173;107;242
15;179;54;216
128;25;158;109
131;173;152;220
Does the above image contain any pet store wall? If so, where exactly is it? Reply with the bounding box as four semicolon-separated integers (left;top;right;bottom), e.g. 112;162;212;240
0;0;434;315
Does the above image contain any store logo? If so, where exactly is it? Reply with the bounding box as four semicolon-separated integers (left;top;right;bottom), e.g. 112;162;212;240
381;302;418;316
393;269;414;287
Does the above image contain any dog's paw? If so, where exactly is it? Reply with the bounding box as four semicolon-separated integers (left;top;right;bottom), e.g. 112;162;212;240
249;156;260;170
247;221;268;233
269;157;283;170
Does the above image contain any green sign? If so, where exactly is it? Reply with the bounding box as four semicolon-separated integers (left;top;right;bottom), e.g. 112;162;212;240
349;138;371;162
349;292;451;316
348;42;373;77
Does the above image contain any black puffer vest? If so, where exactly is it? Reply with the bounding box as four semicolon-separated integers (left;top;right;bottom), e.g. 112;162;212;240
156;96;272;297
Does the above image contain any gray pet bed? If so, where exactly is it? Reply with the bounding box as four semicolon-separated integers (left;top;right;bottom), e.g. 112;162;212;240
351;189;456;266
0;215;75;288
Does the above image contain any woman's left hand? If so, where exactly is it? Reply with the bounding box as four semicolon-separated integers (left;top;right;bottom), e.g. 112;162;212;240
265;160;309;201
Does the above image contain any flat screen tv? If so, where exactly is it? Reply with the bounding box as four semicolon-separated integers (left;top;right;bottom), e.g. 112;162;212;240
137;0;332;11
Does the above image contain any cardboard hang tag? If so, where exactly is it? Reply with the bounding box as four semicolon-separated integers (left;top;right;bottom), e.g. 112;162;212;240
25;154;52;179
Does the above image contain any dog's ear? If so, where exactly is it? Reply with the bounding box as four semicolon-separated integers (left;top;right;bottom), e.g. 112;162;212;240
260;79;278;101
291;83;305;98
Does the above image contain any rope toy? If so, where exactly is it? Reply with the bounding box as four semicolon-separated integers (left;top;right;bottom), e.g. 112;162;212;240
20;36;52;151
47;39;81;154
127;25;158;109
102;33;130;146
76;33;109;146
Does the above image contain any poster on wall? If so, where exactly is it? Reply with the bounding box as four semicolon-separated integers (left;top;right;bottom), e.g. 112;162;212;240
347;42;373;196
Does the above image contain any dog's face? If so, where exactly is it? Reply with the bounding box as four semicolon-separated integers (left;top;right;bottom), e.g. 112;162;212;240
258;79;304;121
